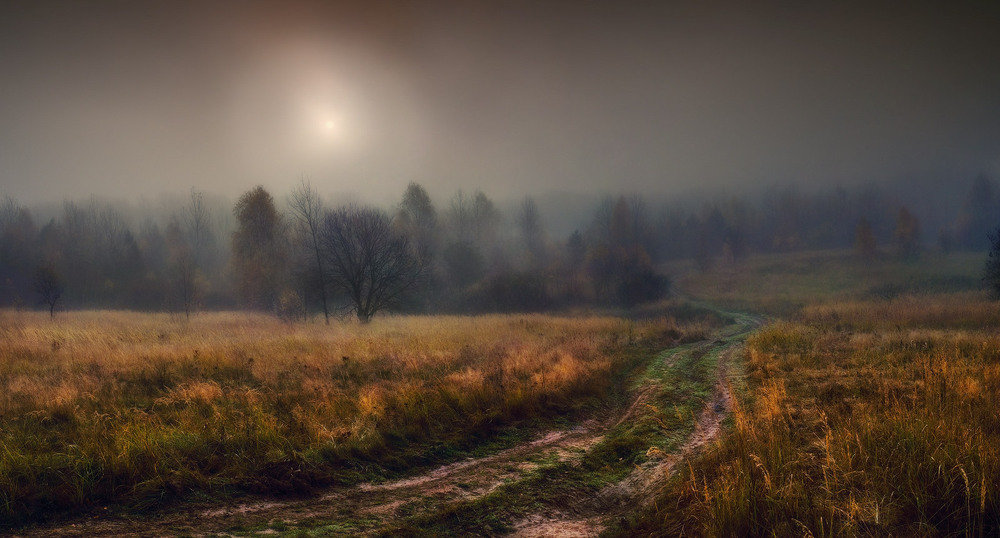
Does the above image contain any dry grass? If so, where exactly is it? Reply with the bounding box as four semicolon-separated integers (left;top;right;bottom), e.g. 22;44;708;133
650;294;1000;535
0;309;694;525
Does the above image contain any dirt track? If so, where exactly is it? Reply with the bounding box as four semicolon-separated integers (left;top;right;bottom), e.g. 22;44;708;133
17;314;758;537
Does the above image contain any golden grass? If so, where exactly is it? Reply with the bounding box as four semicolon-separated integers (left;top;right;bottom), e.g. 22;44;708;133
651;295;1000;535
0;309;693;525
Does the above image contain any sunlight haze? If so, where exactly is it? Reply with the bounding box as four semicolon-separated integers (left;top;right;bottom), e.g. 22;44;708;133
1;1;998;205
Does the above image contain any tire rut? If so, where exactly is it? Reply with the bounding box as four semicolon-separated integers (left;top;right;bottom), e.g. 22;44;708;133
508;314;760;537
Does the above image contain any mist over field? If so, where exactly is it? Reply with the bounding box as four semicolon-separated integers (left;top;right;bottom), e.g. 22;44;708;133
1;0;999;312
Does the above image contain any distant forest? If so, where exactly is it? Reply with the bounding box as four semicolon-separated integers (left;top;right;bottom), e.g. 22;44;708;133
1;175;998;319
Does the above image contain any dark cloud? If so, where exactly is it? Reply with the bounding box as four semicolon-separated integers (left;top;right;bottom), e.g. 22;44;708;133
1;0;998;205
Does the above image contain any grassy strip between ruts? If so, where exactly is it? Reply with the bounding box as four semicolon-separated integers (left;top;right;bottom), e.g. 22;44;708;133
0;305;719;529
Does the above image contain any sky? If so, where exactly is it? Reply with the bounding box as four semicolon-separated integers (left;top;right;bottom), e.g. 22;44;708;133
1;0;999;207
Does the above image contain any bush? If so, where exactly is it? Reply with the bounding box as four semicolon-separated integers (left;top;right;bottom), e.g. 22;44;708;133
275;289;304;322
469;271;552;313
617;269;670;307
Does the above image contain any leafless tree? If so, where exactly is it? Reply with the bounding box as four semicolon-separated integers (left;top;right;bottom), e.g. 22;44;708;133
166;217;200;319
32;263;62;319
518;196;546;268
447;189;474;243
288;178;329;323
183;187;215;271
321;205;425;323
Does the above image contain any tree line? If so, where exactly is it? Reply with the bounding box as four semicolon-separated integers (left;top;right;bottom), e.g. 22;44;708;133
1;175;998;319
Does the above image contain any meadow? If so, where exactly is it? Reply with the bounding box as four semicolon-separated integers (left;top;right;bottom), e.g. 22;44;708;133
0;308;709;527
7;248;998;535
673;250;984;316
636;250;1000;536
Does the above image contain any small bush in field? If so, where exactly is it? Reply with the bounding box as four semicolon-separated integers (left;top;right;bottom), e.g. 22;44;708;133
275;289;304;322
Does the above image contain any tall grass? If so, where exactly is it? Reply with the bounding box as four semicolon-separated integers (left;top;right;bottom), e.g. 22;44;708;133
0;309;698;526
649;295;1000;535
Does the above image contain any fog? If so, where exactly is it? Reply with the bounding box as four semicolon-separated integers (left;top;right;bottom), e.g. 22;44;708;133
1;0;998;207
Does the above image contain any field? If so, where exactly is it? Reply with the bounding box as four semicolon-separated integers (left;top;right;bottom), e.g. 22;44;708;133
673;250;984;316
0;307;722;532
6;248;1000;535
632;250;1000;535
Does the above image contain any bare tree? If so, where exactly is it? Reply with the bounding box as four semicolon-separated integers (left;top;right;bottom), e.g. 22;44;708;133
32;263;62;319
321;205;425;323
183;187;216;272
518;196;546;269
288;178;330;323
446;189;474;243
166;217;200;319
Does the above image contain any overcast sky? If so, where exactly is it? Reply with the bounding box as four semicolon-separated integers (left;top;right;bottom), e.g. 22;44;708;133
1;0;999;206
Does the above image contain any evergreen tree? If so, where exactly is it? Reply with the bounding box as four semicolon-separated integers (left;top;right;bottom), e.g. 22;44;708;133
231;186;287;310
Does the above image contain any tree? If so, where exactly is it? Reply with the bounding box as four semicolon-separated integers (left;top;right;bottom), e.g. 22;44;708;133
0;195;36;308
566;230;586;269
321;205;426;323
584;196;669;306
446;189;499;249
517;196;546;268
396;182;438;264
855;216;877;260
288;179;330;323
893;206;921;260
231;186;287;310
166;217;201;319
446;189;474;243
183;187;217;274
32;263;62;319
984;227;1000;298
470;190;500;246
956;175;999;250
442;241;484;288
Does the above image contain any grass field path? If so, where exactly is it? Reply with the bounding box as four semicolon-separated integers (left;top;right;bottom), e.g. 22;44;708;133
17;312;760;537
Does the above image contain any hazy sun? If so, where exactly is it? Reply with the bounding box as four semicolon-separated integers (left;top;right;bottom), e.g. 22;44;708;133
325;120;335;130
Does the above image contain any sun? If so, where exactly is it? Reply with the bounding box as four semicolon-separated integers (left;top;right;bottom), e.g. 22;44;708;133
325;120;334;129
